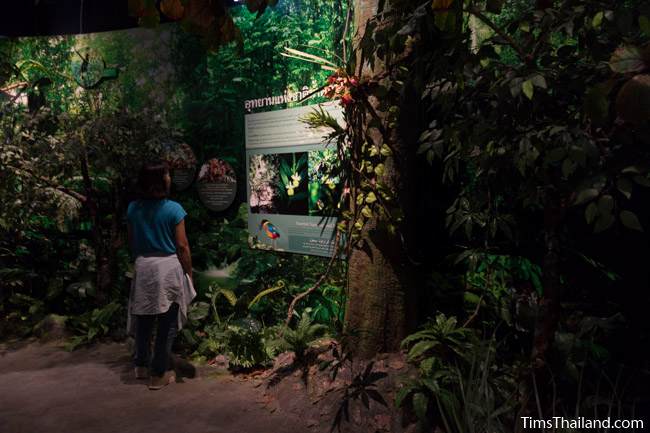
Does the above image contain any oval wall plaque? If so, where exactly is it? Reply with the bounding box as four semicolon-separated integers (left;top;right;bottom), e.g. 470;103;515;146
197;158;237;212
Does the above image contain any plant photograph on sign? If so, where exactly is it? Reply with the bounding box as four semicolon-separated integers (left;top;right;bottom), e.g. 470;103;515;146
308;148;342;216
276;152;308;215
198;158;236;184
164;142;197;170
249;153;280;214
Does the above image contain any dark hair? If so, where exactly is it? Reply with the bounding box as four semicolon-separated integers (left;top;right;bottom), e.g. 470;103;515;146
137;160;169;199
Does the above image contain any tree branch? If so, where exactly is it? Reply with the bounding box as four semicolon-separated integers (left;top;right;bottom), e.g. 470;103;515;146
464;6;528;62
285;230;342;326
6;163;87;203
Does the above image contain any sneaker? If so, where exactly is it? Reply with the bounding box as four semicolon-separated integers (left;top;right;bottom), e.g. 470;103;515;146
148;370;176;390
134;366;149;380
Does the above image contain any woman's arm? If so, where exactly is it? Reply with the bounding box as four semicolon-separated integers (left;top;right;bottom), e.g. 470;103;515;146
175;219;193;280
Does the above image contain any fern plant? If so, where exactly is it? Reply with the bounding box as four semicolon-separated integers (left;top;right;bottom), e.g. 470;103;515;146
225;317;271;369
64;301;121;351
272;311;329;363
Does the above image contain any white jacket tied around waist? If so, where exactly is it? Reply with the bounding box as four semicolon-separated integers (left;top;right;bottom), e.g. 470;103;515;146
127;254;196;336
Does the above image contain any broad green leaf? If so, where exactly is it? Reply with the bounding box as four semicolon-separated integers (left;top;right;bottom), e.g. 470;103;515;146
597;194;614;214
592;12;604;28
620;211;643;231
365;192;377;204
609;46;647;73
407;340;438;359
413;392;429;421
633;175;650;187
395;386;414;408
585;202;598;224
573;188;599;206
616;178;633;199
622;166;642;174
594;212;614;233
522;80;534;100
562;158;576;178
547;147;566;163
531;74;547;89
639;16;650;36
615;74;650;124
417;142;431;154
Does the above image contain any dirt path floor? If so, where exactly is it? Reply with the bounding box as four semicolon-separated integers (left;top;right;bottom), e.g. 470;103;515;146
0;341;317;433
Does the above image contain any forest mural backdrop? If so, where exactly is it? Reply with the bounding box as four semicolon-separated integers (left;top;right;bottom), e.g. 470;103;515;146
0;0;349;358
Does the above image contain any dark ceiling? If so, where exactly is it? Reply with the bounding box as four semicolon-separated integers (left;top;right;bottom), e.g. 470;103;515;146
0;0;241;37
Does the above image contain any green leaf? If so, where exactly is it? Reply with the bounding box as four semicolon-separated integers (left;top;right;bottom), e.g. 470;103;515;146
622;166;642;174
615;74;650;124
597;194;614;214
620;210;643;231
417;142;431;154
547;147;566;163
617;178;633;199
522;80;534;100
531;74;547;89
395;386;415;408
413;392;429;421
639;16;650;37
609;46;647;74
592;12;604;29
573;188;599;206
407;340;437;360
562;158;576;178
365;192;377;204
594;212;615;233
633;175;650;187
585;202;598;224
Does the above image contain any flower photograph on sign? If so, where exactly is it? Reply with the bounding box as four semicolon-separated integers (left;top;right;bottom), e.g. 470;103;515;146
249;154;280;214
248;152;308;215
276;152;308;215
308;148;341;216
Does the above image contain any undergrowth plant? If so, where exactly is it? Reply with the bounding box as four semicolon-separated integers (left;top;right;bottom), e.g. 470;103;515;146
270;311;329;363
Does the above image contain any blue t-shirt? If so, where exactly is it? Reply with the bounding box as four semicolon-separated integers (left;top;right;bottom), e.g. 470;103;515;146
127;199;187;257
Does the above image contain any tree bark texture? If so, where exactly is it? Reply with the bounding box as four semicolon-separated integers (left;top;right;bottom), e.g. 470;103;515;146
344;0;417;358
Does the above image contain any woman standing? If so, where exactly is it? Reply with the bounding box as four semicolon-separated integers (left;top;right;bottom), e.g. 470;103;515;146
126;161;195;390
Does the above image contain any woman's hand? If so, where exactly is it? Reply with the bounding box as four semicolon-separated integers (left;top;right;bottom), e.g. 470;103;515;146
175;219;193;280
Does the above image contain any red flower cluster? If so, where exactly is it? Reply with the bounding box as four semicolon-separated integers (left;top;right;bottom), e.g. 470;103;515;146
324;72;359;106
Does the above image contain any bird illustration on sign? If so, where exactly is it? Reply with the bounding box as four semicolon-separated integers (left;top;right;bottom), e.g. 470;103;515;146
260;219;280;249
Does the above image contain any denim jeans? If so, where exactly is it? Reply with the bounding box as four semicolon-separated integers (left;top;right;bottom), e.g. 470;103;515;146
133;302;179;377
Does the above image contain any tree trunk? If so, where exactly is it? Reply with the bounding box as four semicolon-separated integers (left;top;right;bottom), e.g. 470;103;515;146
530;187;566;413
79;137;110;304
343;0;417;358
